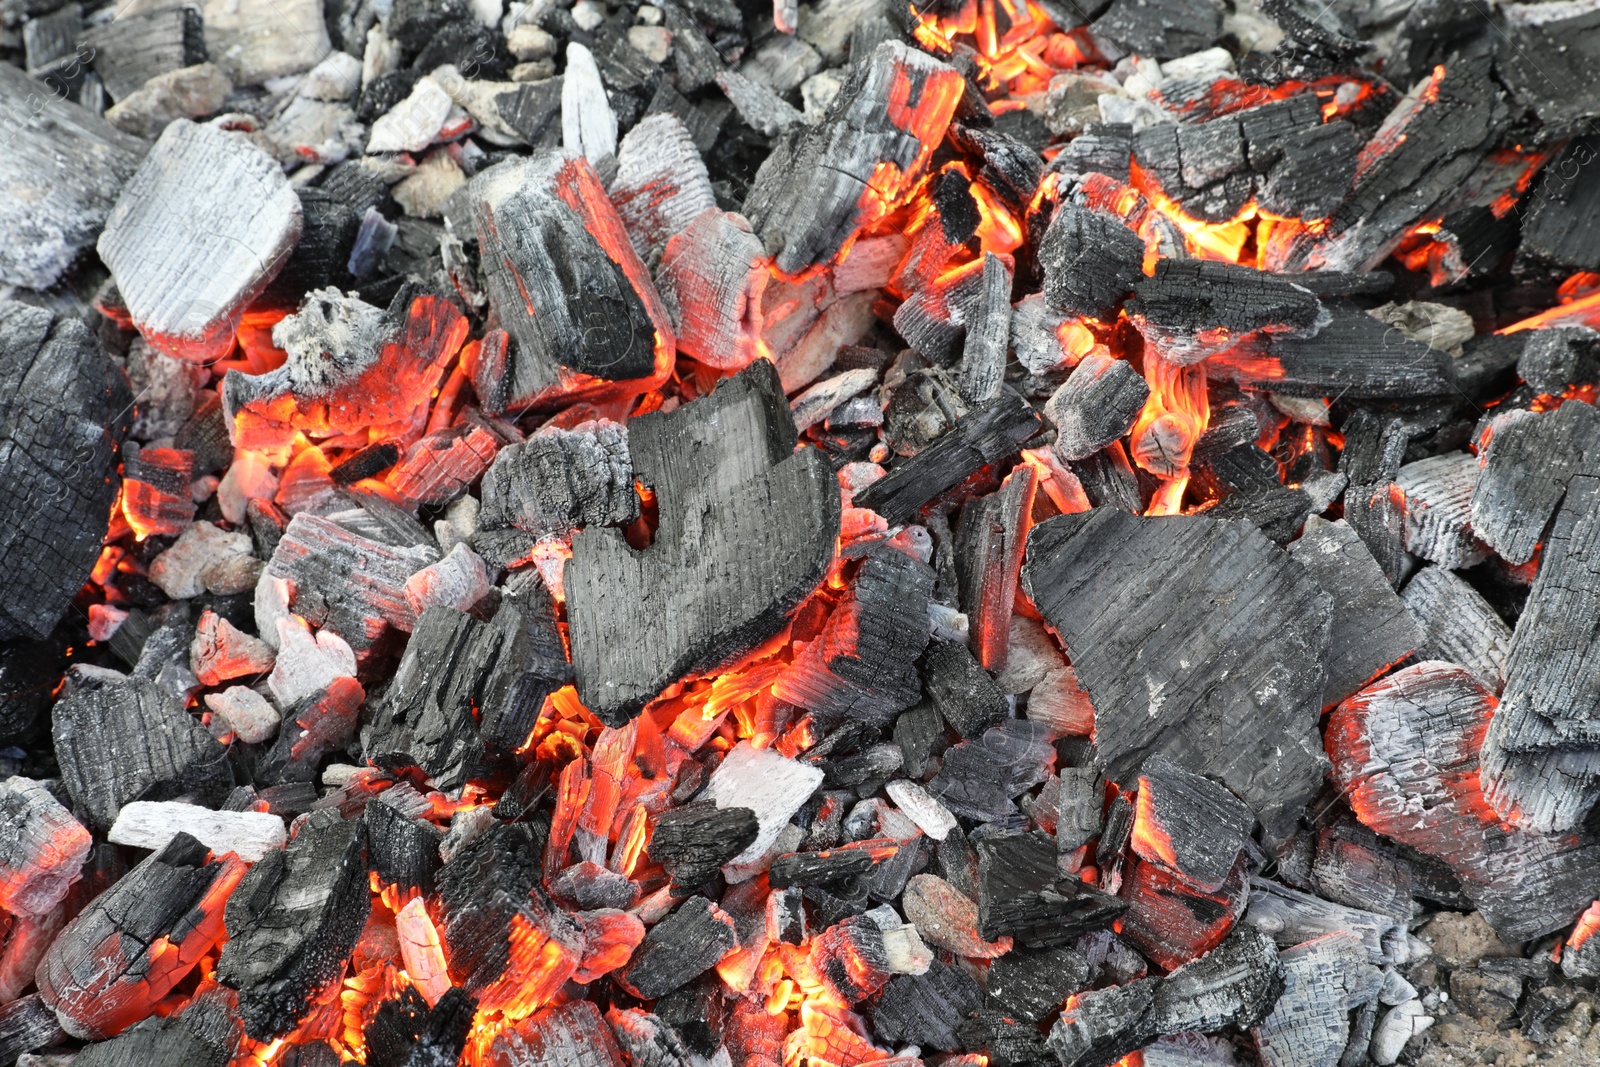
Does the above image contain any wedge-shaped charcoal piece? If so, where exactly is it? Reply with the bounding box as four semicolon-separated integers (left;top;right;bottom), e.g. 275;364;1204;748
605;1008;691;1067
1047;977;1159;1067
619;896;737;1000
108;802;286;863
1328;661;1600;940
200;0;331;85
258;514;440;664
769;848;876;888
921;639;1008;739
470;150;673;414
366;602;567;790
0;775;91;919
655;210;769;371
437;822;582;1015
0;63;142;288
38;834;245;1040
1131;754;1252;892
0;303;132;641
217;809;371;1039
1288;518;1421;705
1023;509;1331;841
1127;261;1323;365
1224;300;1455;399
955;466;1037;673
1250;931;1382;1067
366;784;443;895
1117;855;1247;972
54;677;231;832
743;41;961;274
0;994;63;1067
1039;202;1144;321
930;721;1055;823
366;988;476;1067
1046;354;1150;462
1400;566;1512;691
1244;878;1404;965
567;361;839;722
871;958;980;1052
474;421;636;567
98;120;302;362
253;676;364;787
1471;402;1600;565
987;947;1091;1023
773;545;933;727
1396;453;1486;569
1338;411;1410;585
610;114;716;266
976;831;1123;948
488;1000;622;1067
855;392;1043;525
1201;445;1314;545
648;802;759;889
1152;926;1282;1034
1521;137;1600;272
224;285;466;452
73;990;239;1067
1261;59;1508;273
1480;475;1600;832
1496;0;1600;131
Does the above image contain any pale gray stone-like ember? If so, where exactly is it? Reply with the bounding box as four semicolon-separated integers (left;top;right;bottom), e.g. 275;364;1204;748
0;303;131;641
1329;661;1600;940
1038;202;1145;320
1023;509;1331;841
1396;452;1488;570
470;150;673;414
106;63;234;140
1251;931;1383;1067
403;543;492;617
474;421;636;566
217;809;372;1040
258;512;440;663
610;114;717;266
743;41;963;275
204;686;281;745
566;361;839;722
1131;754;1254;892
0;63;143;288
98;120;303;363
108;801;286;863
201;0;331;84
1479;475;1600;833
38;834;245;1040
903;872;1012;958
267;616;356;708
1288;517;1421;705
647;802;760;890
1400;566;1512;691
563;43;618;163
71;990;239;1067
1045;353;1150;462
618;896;738;1000
0;777;91;918
53;677;232;831
1470;401;1600;565
367;77;452;153
150;522;255;600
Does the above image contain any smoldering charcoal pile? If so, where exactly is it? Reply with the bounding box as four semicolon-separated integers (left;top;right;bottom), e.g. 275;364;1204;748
6;0;1600;1064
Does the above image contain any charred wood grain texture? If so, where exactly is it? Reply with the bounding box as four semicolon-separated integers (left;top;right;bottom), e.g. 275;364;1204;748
619;896;738;999
1238;300;1455;399
1045;353;1150;462
1470;400;1600;565
1038;202;1144;320
648;802;760;890
1337;410;1410;586
566;360;840;723
0;302;132;641
1023;509;1331;841
73;991;239;1067
1400;566;1512;691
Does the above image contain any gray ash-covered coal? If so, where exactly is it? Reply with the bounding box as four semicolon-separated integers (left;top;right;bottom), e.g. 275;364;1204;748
9;0;1600;1065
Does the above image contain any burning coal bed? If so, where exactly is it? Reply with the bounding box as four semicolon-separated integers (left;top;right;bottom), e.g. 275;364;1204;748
9;0;1600;1066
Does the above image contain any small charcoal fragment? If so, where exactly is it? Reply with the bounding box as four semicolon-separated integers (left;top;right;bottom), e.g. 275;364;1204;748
871;958;981;1051
648;802;760;888
1038;202;1145;320
619;896;739;1000
1132;754;1254;892
987;946;1091;1023
976;831;1123;947
1045;354;1150;461
920;639;1008;739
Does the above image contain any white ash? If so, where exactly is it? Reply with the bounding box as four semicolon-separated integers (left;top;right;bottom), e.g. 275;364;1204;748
201;0;331;85
704;742;825;867
367;76;453;153
106;63;234;140
108;800;286;862
148;521;255;599
884;780;957;841
362;26;404;88
268;616;358;707
790;368;879;433
264;288;390;394
562;43;618;163
394;151;467;218
995;614;1067;695
204;686;282;744
404;542;493;616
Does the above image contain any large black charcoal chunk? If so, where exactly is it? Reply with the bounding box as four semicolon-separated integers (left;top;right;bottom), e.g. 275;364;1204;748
365;784;443;895
0;302;132;640
871;959;981;1051
1288;518;1421;706
1045;353;1150;462
987;947;1091;1023
1152;926;1283;1034
1470;401;1600;566
365;988;476;1067
1243;300;1455;398
921;639;1008;739
1046;978;1159;1067
567;360;840;724
1039;203;1145;320
619;896;738;1000
976;831;1123;947
491;1000;624;1067
929;721;1056;823
217;810;372;1040
1128;260;1323;361
854;392;1043;525
1022;509;1332;841
74;991;239;1067
648;802;759;889
1521;136;1600;272
1091;0;1221;58
54;677;232;831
